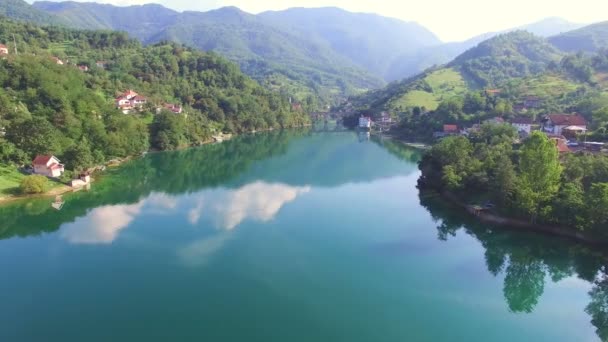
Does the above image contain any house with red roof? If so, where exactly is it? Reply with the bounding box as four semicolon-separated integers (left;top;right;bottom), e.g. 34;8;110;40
443;124;459;134
163;103;183;114
543;114;587;135
33;155;65;178
115;90;147;114
550;137;571;154
0;44;8;55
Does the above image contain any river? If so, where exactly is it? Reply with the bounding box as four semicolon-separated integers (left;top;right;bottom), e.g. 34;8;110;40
0;129;606;341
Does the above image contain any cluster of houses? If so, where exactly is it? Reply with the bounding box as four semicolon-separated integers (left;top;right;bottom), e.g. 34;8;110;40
115;90;148;114
437;113;597;154
115;89;183;115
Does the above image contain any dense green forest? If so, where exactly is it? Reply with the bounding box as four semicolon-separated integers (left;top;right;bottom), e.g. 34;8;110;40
0;17;310;173
0;0;61;25
32;1;386;105
419;130;608;234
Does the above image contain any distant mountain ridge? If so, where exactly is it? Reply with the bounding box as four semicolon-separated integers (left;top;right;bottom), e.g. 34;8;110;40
27;1;591;85
549;21;608;52
0;0;61;24
347;31;566;114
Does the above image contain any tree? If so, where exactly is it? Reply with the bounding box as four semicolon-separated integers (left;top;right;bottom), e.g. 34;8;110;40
20;175;48;194
6;117;61;158
516;131;562;221
62;138;95;171
587;183;608;231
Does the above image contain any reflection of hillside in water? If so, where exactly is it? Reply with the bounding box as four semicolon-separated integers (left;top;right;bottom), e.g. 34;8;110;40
418;191;608;340
0;130;420;241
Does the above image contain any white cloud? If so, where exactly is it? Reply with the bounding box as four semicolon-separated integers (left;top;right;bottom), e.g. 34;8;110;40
30;0;608;41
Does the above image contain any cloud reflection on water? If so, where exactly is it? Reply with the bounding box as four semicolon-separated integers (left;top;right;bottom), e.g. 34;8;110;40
60;202;144;244
60;182;310;247
189;181;311;230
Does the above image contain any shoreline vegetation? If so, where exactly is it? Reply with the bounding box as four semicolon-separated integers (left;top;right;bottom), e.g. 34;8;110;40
0;127;311;206
436;190;608;248
417;127;608;246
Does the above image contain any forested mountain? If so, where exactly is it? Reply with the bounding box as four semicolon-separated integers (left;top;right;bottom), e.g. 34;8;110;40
0;0;60;24
385;18;583;82
258;7;441;80
550;21;608;53
33;1;179;42
450;31;562;86
347;31;564;114
32;1;385;104
0;17;309;172
21;0;597;95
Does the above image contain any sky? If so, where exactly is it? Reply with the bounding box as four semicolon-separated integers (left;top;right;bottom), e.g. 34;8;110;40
28;0;608;42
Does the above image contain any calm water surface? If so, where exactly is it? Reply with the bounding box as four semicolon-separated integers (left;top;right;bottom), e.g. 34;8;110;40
1;129;607;341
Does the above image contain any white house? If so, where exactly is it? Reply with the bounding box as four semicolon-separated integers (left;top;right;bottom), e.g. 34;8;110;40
115;90;147;114
359;116;372;130
543;114;587;135
511;117;533;134
0;44;8;55
33;155;65;178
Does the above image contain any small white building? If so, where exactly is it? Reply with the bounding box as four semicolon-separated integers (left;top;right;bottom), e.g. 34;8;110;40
359;116;372;130
511;117;533;134
33;155;65;178
0;44;9;55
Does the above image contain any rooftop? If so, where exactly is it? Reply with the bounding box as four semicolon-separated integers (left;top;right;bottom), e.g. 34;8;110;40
547;114;587;126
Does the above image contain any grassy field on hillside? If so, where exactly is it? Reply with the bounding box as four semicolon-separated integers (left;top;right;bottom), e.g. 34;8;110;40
391;68;467;111
506;74;580;97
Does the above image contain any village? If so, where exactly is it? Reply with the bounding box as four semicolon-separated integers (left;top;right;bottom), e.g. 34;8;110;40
433;112;596;154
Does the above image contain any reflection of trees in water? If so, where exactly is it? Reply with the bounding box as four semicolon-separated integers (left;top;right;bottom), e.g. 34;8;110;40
0;130;304;241
370;137;422;164
503;259;545;313
587;276;608;341
419;191;608;340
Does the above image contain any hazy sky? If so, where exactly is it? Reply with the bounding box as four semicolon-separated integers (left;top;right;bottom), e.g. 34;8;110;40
29;0;608;41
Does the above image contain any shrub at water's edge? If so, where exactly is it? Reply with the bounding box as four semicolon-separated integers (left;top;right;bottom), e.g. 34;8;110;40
19;175;48;194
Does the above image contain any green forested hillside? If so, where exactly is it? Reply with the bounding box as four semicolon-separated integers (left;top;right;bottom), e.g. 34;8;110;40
550;21;608;53
0;18;309;173
348;31;564;114
259;7;441;80
450;31;562;87
33;1;179;42
0;0;60;25
32;1;384;105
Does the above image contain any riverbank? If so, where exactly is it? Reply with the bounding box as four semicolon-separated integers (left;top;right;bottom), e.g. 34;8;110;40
437;190;608;248
0;126;311;206
0;156;132;206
